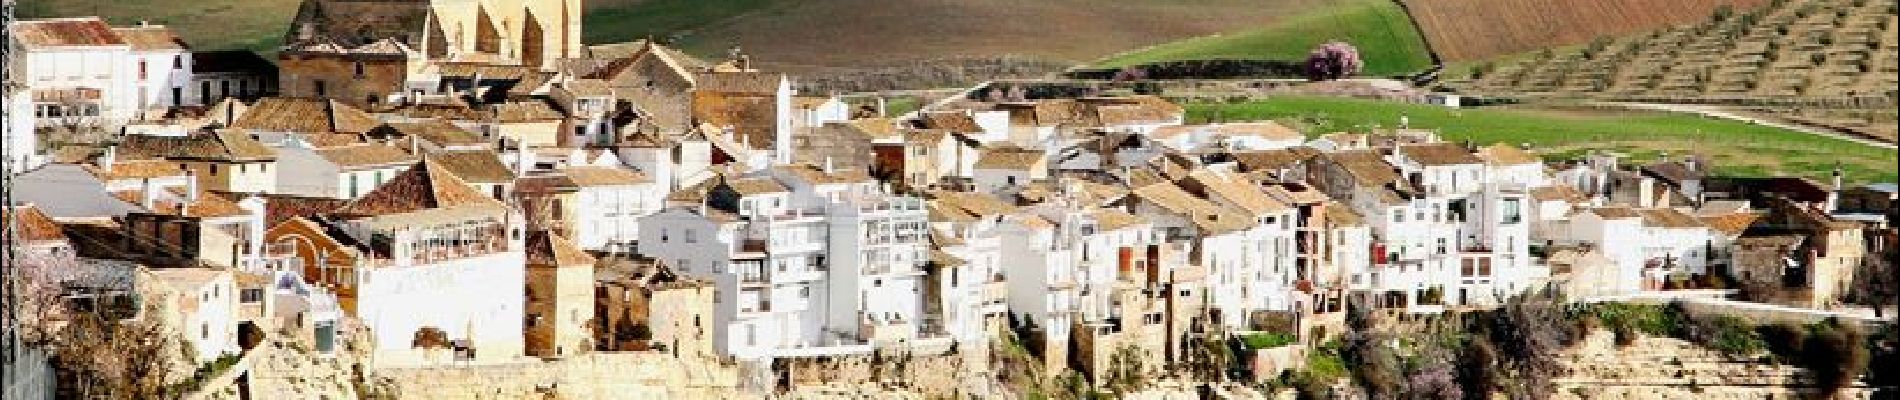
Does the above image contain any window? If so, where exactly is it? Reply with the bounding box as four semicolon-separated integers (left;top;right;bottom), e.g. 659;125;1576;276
241;288;262;303
354;62;366;78
201;81;212;103
660;228;669;242
314;80;328;97
209;164;219;175
684;229;698;243
1502;199;1522;224
138;60;148;80
1392;211;1404;223
174;55;183;69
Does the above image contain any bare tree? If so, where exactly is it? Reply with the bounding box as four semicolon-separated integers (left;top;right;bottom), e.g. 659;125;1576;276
5;251;190;399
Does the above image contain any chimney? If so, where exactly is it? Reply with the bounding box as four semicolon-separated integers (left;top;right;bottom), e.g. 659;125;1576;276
823;156;835;174
141;178;158;209
1637;177;1656;208
1827;163;1843;214
97;146;118;172
185;171;199;201
514;139;529;177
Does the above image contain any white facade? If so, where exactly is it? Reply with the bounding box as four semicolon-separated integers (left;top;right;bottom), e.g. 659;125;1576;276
566;181;663;251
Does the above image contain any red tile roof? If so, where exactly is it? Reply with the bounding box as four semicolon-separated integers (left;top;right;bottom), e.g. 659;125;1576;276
337;159;504;217
10;18;125;48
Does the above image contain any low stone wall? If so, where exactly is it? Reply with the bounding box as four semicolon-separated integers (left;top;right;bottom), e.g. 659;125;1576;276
376;352;743;399
1553;331;1875;400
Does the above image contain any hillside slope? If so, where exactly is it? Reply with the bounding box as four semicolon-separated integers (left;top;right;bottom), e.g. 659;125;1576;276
17;0;302;51
1403;0;1770;62
1090;0;1433;76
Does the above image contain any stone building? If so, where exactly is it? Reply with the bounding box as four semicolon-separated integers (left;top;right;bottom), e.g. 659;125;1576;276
524;231;595;359
278;0;583;108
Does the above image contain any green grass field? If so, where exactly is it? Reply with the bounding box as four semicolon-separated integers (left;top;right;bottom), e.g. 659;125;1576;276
1187;96;1899;184
1092;0;1433;76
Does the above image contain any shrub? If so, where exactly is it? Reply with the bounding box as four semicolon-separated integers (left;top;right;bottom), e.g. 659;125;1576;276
1239;332;1298;350
1801;320;1870;396
1759;322;1809;361
1684;313;1766;357
1304;42;1363;81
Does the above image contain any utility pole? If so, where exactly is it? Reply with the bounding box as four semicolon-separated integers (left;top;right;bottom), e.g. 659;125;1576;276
2;0;22;369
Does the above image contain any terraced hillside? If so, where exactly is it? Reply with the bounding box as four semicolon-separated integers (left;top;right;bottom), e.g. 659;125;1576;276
1442;0;1899;102
1404;0;1770;62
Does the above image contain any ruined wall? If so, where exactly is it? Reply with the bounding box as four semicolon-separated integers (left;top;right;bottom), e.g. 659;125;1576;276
377;352;742;399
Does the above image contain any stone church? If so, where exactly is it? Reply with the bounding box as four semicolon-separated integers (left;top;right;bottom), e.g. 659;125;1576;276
278;0;582;107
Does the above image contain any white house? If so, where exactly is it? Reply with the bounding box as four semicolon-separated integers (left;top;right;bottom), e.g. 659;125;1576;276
558;166;663;251
10;17;138;128
144;267;240;363
114;24;193;112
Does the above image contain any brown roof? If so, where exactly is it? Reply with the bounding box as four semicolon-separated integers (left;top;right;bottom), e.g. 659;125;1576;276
337;159;504;217
1700;212;1761;236
1398;143;1482;166
253;194;350;227
3;206;70;243
561;166;649;187
724;177;789;196
846;118;902;140
974;147;1045;170
930;191;1018;218
233;98;379;134
372;120;484;147
86;160;185;181
696;71;784;94
120;131;276;162
773;164;871;185
1131;182;1252;234
112;188;249;218
1640;208;1705;229
1328;205;1366;227
1529;185;1587;202
1324;150;1401;187
426;151;514;184
561;79;616;97
526;231;596;267
1184;170;1287;216
1477;143;1540;166
10;18;125;48
915;112;984;133
1092;208;1146;232
315;145;417;170
394;102;486;121
1589;207;1642;219
111;26;189;51
490;100;565;122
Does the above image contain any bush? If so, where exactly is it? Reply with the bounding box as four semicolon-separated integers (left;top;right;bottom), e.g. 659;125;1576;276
1240;332;1298;350
1758;322;1809;361
1684;313;1766;357
1801;320;1869;396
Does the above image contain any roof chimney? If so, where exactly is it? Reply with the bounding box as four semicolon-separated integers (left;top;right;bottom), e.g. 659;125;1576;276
140;178;158;209
823;156;835;174
98;146;118;172
185;171;199;202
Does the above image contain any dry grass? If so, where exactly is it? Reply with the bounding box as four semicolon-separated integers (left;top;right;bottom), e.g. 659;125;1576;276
1403;0;1769;61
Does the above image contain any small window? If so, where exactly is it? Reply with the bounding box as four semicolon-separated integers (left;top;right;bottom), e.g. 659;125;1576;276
354;62;366;78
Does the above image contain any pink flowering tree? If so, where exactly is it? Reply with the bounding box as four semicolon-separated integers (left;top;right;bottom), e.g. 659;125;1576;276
1305;41;1364;81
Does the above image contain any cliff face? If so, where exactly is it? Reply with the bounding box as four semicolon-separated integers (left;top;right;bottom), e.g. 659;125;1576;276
1553;330;1873;399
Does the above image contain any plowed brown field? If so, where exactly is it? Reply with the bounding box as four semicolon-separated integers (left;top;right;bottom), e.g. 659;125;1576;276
1403;0;1770;61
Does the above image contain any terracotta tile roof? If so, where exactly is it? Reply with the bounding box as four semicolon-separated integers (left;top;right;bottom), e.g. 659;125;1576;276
526;231;596;267
490;100;565;122
1185;170;1287;216
694;94;779;150
914;112;983;133
3;205;70;243
1589;207;1642;219
1328;205;1366;227
929;191;1017;218
394;102;485;121
845;118;902;140
1132;182;1252;234
425;151;514;184
233;98;379;134
1529;185;1587;202
315;145;417;170
561;79;616;97
337;159;504;217
1398;143;1482;166
251;194;350;227
111;26;189;51
86;160;185;181
1643;161;1705;184
10;18;125;48
1700;212;1761;236
1068;180;1130;205
1323;150;1401;187
302;133;369;148
371;121;484;147
773;164;871;185
1640;208;1705;228
119;131;275;162
696;71;784;94
1478;143;1540;166
112;188;249;218
724;177;789;196
793;96;835;110
1091;208;1146;232
560;166;649;187
974;147;1045;170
